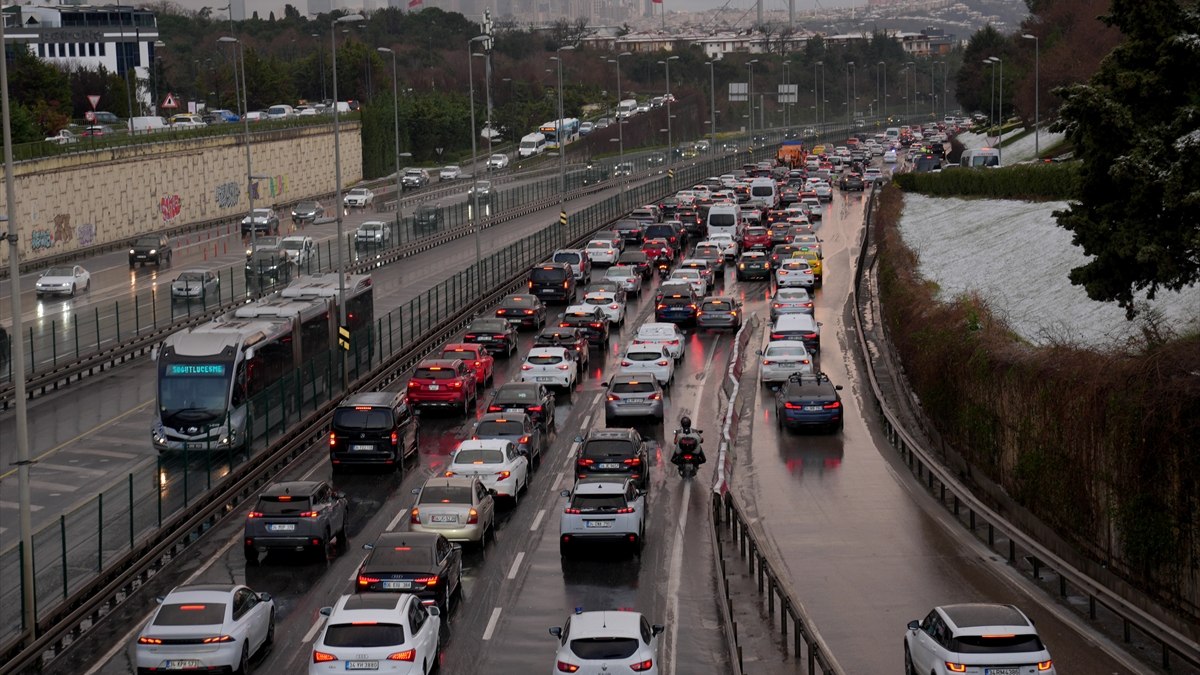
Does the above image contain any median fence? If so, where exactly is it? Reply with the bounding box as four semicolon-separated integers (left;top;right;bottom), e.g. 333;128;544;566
0;142;767;663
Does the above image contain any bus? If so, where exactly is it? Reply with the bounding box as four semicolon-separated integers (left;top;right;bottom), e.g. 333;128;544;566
539;118;580;149
232;296;335;364
280;273;374;338
960;147;1001;168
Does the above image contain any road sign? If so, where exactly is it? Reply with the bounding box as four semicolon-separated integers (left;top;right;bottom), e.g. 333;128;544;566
777;84;798;104
161;93;179;110
87;94;101;110
338;325;351;351
728;82;748;102
84;111;96;122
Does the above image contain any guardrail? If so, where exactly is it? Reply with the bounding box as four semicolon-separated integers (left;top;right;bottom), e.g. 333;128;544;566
851;187;1200;672
0;146;748;673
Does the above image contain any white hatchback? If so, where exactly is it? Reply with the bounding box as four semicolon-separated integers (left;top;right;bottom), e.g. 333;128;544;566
758;340;814;384
581;291;626;325
519;347;577;390
585;239;619;266
705;234;739;260
310;593;440;675
775;259;815;288
444;439;529;501
136;584;274;674
618;343;674;386
604;265;643;296
549;608;663;673
632;323;685;360
667;268;708;297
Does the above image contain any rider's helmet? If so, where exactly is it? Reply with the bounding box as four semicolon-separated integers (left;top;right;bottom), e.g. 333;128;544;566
680;415;692;431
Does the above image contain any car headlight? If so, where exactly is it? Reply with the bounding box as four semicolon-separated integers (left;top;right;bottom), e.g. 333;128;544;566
149;249;157;255
129;249;135;254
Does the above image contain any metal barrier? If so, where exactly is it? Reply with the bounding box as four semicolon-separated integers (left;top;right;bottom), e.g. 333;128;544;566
851;187;1200;671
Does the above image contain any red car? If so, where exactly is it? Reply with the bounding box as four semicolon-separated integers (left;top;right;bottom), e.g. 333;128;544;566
406;359;478;413
642;238;675;263
741;226;772;251
440;343;494;388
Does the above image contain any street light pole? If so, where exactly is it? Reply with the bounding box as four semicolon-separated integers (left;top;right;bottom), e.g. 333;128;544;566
782;60;791;129
658;55;677;163
995;57;1004;163
312;33;326;102
1022;33;1040;157
878;61;886;121
551;45;573;243
219;36;256;255
332;13;365;363
706;60;717;149
468;36;488;264
378;47;402;227
746;59;758;141
845;61;854;131
813;60;821;129
985;57;996;142
608;52;630;207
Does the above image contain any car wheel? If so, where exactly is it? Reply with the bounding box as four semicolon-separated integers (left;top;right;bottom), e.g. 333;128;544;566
263;610;275;649
335;522;349;553
903;644;915;675
559;541;571;557
244;545;258;565
776;408;783;430
511;482;520;506
461;397;471;417
233;645;250;675
441;586;451;613
321;529;336;560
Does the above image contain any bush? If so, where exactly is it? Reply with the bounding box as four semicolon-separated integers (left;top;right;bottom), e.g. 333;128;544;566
892;163;1081;201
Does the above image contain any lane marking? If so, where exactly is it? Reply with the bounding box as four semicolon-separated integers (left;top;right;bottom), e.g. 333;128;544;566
302;615;327;644
1;400;154;480
530;509;545;532
68;448;138;460
481;607;502;641
580;413;592;429
506;552;525;580
30;479;78;492
552;473;564;493
0;500;43;511
84;535;240;675
386;509;407;532
38;462;108;477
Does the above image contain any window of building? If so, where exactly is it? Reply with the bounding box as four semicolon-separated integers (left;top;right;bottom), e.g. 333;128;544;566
69;43;76;57
99;42;105;56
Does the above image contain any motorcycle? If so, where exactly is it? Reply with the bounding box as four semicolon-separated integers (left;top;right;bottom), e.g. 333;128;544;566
670;431;706;479
657;261;672;280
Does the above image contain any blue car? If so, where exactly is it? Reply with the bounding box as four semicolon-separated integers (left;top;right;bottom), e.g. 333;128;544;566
654;292;698;324
774;372;844;432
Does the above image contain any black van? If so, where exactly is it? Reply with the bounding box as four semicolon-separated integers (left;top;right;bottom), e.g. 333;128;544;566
329;391;419;470
527;263;576;305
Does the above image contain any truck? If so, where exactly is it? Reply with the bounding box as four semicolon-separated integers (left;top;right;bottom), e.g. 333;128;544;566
519;131;547;158
776;140;807;168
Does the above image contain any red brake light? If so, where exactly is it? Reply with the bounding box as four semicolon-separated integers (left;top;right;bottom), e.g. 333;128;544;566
409;508;420;524
488;405;503;412
247;511;264;519
621;360;632;367
528;405;543;412
387;650;416;662
519;435;530;444
497;471;511;479
656;360;669;366
357;574;380;586
138;637;163;645
577;458;595;466
647;392;661;400
623;457;642;466
521;364;533;370
329;431;337;447
413;576;439;585
467;509;479;524
297;511;320;518
630;659;654;672
313;651;338;663
823;401;842;410
557;660;581;672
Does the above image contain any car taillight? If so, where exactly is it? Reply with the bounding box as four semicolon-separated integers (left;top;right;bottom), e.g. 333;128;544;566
410;508;421;524
496;471;512;480
387;650;416;662
527;281;533;289
313;650;338;663
944;663;967;674
609;304;620;310
803;332;818;339
528;405;543;412
656;304;665;310
465;334;477;340
557;660;581;672
623;457;642;466
497;309;507;315
297;511;320;518
524;309;535;315
647;392;661;400
1037;661;1054;672
414;576;439;586
577;458;594;466
630;660;654;671
563;280;570;289
201;635;235;644
770;333;783;340
521;364;533;370
451;380;463;389
138;637;163;645
607;395;619;401
247;511;264;519
329;432;337;447
656;360;669;366
357;574;380;586
616;507;635;514
823;401;842;410
773;303;782;308
467;509;479;524
488;405;503;412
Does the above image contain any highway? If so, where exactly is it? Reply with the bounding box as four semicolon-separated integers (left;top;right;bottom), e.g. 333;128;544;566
37;154;1151;674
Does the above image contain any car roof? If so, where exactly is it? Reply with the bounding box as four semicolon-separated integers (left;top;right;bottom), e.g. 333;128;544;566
773;314;817;329
636;323;678;335
625;342;667;353
476;412;530;424
527;346;569;357
331;593;410;621
938;604;1033;632
373;531;440;550
166;584;238;599
421;476;477;490
260;481;322;497
341;391;401;408
587;428;639;440
417;359;463;369
608;372;660;385
568;611;643;638
456;438;511;451
572;476;634;494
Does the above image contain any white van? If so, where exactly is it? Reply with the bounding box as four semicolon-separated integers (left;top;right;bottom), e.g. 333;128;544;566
518;132;547;158
885;127;900;143
748;177;778;210
616;99;638;119
705;203;742;240
266;104;295;120
128;116;168;134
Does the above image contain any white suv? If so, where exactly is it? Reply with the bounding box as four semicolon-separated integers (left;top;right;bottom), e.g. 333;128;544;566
549;609;664;674
519;347;577;391
904;604;1056;675
310;593;441;674
558;476;646;556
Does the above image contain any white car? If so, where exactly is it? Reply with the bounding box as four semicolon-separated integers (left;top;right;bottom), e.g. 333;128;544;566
136;584;275;674
863;167;885;184
800;197;823;218
705;234;739;260
618;343;674;386
668;268;708;297
884;148;898;163
444;439;529;501
770;287;815;319
581;291;625;325
558;477;647;555
279;235;315;264
439;165;462;181
45;129;79;144
604;265;643;296
35;265;90;297
905;604;1057;675
585;239;619;266
813;183;833;202
486;153;509;170
311;593;440;675
344;187;375;208
519;347;577;390
549;607;663;672
775;259;815;288
758;340;814;384
632;322;684;360
355;221;392;246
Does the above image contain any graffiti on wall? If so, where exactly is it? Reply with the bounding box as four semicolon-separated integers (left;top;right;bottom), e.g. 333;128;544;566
160;194;182;222
250;175;288;201
31;229;53;251
29;214;94;252
52;213;73;245
76;222;97;246
215;181;240;209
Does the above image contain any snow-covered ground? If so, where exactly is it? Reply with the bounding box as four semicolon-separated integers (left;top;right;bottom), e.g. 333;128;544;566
897;194;1200;347
956;128;1065;164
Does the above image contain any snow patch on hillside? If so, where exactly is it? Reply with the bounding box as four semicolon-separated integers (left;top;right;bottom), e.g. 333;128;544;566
956;129;1066;164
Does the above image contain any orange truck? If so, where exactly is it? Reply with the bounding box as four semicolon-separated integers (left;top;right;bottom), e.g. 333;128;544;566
776;141;807;168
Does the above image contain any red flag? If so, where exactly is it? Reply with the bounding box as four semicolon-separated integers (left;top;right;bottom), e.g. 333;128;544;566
408;0;422;7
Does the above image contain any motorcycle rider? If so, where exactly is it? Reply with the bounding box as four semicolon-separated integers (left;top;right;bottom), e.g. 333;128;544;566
671;416;706;468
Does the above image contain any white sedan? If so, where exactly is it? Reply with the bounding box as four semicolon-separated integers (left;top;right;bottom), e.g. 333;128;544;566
705;234;739;260
585;239;620;266
758;340;814;384
440;165;462;181
775;259;816;288
884;148;898;163
668;268;708;297
136;584;275;674
311;593;439;675
519;347;577;390
619;343;674;386
632;322;685;360
445;439;529;501
35;265;90;297
581;291;625;325
604;265;643;296
343;187;375;208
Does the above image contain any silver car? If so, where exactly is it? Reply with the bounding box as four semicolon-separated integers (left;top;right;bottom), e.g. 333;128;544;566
409;476;496;545
604;264;643;296
243;481;347;563
770;287;815;319
170;269;220;304
603;373;665;424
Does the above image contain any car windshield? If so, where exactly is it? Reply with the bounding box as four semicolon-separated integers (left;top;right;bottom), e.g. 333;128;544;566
474;420;523;437
333;407;392;430
415;367;457;380
660;295;692;307
703;301;733;311
582;440;635;459
419;485;472;504
570;637;640;659
177;272;205;283
493;388;536;404
350;189;368;196
570;494;629;511
298;202;318;210
323;623;405;648
587;242;609;249
531;268;567;282
625;351;661;362
949;634;1046;653
454;448;505;463
135;237;159;247
554;252;581;264
256;494;314;515
154;603;226;626
405;169;423;176
282;240;304;250
44;267;75;277
470;320;508;332
766;345;808;357
611;380;656;394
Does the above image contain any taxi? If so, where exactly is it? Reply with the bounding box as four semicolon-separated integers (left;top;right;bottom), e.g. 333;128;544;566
791;247;823;285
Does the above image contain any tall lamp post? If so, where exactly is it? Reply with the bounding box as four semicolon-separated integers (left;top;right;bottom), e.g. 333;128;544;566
657;55;678;163
845;61;854;131
331;13;365;363
905;61;914;119
877;60;886;121
746;59;758;141
705;60;717;149
991;56;1004;162
218;36;258;256
377;47;403;226
813;60;822;130
550;45;574;246
984;57;997;141
1022;33;1039;157
782;60;791;129
151;40;166;115
312;33;326;102
607;52;631;206
467;35;489;264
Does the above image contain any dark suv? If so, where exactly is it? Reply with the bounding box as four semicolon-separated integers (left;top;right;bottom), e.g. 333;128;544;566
773;371;844;432
573;427;650;490
527;263;576;305
244;248;296;289
129;234;172;268
243;481;347;563
644;222;684;253
330;391;420;470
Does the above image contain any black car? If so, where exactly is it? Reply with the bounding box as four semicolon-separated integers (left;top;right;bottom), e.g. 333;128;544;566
470;412;544;466
532;326;590;375
676;208;704;237
527;263;576;305
329;391;419;470
245;249;296;288
612;219;645;245
559;306;609;347
617;250;652;279
129;234;172;268
291;200;325;225
463;318;517;357
573;428;650;490
769;244;805;268
644;222;684;253
654;290;699;324
355;532;462;612
414;204;441;232
774;371;845;432
839;173;865;191
736;251;772;281
495;293;546;329
658;197;682;218
486;382;556;432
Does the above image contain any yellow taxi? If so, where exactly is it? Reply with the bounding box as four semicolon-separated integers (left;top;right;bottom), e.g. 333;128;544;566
791;247;823;285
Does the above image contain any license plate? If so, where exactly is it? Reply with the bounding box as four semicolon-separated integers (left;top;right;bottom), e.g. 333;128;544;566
985;669;1020;675
474;335;492;341
505;408;525;414
427;384;440;391
585;520;613;528
346;661;379;671
381;580;412;590
804;405;822;411
351;444;374;451
184;442;210;450
164;661;202;670
431;514;458;523
619;399;643;405
266;523;295;532
536;377;556;382
598;463;621;470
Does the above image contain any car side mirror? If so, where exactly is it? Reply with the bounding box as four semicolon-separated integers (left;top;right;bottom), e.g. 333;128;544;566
560;489;571;498
549;627;563;638
907;620;920;632
817;322;823;327
362;543;375;551
652;624;665;636
488;489;498;497
600;381;609;388
320;606;333;616
258;592;272;602
574;435;583;443
155;596;165;604
427;605;441;617
755;349;763;355
835;385;843;391
411;488;421;495
334;491;347;500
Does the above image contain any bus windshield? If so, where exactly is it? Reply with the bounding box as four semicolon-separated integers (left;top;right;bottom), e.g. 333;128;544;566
158;359;232;426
